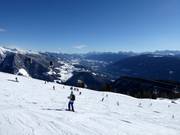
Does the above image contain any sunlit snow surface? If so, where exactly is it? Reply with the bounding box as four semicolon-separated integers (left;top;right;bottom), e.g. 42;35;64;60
55;61;74;82
18;68;30;77
0;72;180;135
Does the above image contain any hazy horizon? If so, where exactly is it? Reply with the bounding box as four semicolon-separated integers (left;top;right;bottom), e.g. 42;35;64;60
0;45;180;54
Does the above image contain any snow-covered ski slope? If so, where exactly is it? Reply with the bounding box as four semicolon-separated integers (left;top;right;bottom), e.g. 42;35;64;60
0;72;180;135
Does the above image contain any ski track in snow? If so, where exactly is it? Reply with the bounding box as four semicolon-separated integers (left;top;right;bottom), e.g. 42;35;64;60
0;72;180;135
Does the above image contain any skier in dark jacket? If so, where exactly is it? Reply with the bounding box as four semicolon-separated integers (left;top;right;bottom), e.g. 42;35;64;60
68;91;75;112
15;77;18;82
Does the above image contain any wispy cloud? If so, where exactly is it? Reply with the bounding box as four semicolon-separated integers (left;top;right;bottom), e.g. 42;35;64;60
73;45;87;49
0;28;6;32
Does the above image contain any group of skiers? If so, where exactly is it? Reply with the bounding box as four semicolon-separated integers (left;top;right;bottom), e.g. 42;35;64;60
70;86;80;91
14;77;77;112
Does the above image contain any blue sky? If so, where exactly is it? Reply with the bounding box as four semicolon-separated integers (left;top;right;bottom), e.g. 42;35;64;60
0;0;180;53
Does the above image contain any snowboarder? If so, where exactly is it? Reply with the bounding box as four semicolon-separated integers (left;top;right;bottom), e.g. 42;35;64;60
67;91;75;112
53;85;55;90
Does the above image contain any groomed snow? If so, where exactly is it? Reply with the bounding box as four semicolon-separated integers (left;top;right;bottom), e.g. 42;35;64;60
0;72;180;135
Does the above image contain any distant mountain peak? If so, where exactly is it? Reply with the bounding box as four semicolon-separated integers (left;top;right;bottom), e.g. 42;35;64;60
0;46;39;55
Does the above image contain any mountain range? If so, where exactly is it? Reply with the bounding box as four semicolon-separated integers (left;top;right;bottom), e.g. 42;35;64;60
0;46;180;98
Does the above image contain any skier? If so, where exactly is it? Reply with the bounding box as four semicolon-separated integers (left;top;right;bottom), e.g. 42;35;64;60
53;85;55;90
15;77;18;82
67;91;75;112
101;97;104;102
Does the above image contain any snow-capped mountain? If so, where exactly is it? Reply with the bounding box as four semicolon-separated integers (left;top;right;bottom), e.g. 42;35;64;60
0;46;39;56
147;50;180;57
2;46;180;93
0;47;59;81
0;71;180;135
0;47;109;90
